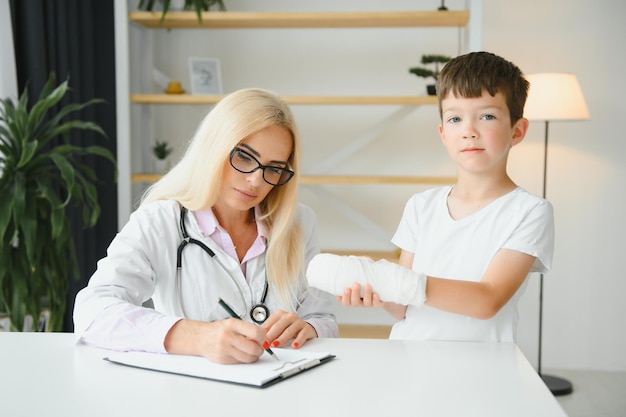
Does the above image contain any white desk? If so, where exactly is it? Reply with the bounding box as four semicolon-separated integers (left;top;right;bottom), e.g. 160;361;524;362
0;333;566;416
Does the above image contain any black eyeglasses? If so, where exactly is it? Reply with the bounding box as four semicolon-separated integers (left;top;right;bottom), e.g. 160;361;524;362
229;147;294;186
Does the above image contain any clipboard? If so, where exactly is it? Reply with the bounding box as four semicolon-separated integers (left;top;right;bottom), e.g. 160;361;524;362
104;348;335;388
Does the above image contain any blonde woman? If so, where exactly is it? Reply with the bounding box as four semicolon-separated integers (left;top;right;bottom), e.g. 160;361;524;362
74;88;338;364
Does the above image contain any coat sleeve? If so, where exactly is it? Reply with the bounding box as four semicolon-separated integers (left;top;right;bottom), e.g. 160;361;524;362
294;204;339;338
73;202;183;352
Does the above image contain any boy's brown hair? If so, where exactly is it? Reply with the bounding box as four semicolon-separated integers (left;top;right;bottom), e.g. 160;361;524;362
436;51;529;126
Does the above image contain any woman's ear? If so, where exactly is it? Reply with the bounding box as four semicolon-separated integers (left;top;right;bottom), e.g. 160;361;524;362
511;117;529;147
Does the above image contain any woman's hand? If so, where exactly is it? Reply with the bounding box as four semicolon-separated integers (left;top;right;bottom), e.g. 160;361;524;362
338;282;385;308
164;318;268;364
262;310;317;349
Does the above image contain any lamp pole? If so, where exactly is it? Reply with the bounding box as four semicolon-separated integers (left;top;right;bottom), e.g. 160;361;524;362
538;120;573;396
525;72;589;397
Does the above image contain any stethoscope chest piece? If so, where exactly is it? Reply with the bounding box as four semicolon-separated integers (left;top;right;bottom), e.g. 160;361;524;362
250;303;270;324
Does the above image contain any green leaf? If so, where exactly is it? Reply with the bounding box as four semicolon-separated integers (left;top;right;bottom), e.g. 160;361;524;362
11;173;26;236
421;54;451;64
50;152;76;204
85;145;118;178
409;67;436;78
0;183;13;242
50;205;66;239
16;139;39;168
39;120;105;148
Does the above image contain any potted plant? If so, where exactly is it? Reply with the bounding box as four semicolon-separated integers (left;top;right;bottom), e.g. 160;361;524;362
0;73;116;332
138;0;227;23
152;140;173;172
409;54;452;95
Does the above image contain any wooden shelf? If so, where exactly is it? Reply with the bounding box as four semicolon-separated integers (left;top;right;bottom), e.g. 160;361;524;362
323;249;399;261
132;173;164;183
130;94;438;106
300;175;455;185
338;324;392;339
132;173;455;184
129;10;469;29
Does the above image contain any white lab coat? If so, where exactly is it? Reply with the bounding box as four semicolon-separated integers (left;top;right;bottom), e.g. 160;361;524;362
73;199;338;353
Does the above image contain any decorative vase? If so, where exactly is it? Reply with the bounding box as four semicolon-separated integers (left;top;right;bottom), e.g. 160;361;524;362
426;84;437;96
164;81;185;95
0;311;49;332
0;314;10;332
154;158;169;173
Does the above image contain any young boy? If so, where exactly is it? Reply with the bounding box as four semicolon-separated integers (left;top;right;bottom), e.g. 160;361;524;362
306;51;554;342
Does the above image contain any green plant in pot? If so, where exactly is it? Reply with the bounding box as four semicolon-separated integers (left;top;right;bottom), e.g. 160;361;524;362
0;74;117;332
152;140;172;160
409;54;452;95
138;0;227;23
152;140;173;173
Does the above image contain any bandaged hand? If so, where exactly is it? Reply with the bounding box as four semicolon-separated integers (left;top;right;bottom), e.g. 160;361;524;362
306;253;427;306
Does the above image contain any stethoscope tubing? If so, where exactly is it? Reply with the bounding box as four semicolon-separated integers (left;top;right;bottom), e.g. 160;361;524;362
176;206;269;322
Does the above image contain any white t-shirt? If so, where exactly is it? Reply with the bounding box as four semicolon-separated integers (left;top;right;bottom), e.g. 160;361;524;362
390;186;554;342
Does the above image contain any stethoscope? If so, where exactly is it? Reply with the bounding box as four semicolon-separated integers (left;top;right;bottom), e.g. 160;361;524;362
176;206;270;324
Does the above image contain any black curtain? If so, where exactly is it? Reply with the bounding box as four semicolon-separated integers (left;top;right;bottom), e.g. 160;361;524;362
9;0;118;332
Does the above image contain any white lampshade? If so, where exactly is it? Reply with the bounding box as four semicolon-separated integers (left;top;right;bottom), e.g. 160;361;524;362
524;73;590;121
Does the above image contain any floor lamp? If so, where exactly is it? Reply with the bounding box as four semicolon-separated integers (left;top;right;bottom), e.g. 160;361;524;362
524;73;590;396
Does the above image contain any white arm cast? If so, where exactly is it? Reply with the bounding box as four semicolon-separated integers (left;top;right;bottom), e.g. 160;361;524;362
306;253;427;306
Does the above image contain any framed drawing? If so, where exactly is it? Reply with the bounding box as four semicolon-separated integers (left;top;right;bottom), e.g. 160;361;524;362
188;57;223;95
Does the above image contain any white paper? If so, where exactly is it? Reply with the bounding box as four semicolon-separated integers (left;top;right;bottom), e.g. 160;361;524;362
105;348;333;387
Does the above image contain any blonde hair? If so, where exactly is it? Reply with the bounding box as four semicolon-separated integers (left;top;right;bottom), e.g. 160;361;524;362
142;88;303;310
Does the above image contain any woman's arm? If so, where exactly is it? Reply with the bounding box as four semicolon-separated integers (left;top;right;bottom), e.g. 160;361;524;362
297;204;340;338
74;202;181;353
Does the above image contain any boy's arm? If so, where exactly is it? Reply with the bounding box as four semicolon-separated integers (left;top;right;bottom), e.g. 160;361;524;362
327;248;534;320
377;248;532;321
423;248;535;319
380;250;413;319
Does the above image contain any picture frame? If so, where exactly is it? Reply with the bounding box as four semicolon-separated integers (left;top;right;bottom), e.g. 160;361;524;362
188;57;223;95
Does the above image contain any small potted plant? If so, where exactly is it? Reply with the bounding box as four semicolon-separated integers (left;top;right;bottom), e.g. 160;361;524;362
409;54;452;95
152;140;173;172
138;0;226;24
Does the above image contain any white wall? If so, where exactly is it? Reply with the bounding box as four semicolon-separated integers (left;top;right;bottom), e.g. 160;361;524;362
482;0;626;372
131;0;626;371
0;0;17;100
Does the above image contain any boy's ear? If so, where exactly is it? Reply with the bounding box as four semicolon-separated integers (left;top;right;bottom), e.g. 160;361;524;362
511;117;529;147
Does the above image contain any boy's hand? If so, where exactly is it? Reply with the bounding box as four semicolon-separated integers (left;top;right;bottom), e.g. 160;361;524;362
338;283;385;308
